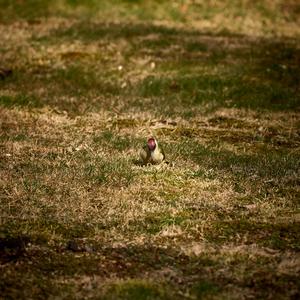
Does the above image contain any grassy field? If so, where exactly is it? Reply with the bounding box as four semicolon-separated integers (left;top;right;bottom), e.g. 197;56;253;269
1;1;300;299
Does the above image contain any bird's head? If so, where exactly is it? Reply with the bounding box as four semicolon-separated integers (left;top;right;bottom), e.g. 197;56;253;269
147;137;157;151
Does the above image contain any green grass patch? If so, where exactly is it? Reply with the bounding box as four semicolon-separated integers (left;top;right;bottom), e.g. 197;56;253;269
0;133;28;142
0;0;53;22
191;281;220;299
207;220;300;250
176;140;299;181
137;72;299;112
129;213;187;235
51;66;121;96
0;94;42;108
93;131;134;152
104;280;170;300
1;217;101;242
84;157;135;187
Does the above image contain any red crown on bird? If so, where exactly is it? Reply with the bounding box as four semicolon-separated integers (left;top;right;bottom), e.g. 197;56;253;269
147;137;156;151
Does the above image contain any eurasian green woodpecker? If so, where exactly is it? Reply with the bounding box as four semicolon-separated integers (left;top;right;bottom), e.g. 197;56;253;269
140;137;165;165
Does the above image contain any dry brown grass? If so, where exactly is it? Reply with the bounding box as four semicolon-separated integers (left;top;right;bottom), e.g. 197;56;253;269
1;1;300;299
1;105;299;298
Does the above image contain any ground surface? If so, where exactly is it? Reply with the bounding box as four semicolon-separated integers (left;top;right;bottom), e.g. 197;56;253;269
0;1;300;299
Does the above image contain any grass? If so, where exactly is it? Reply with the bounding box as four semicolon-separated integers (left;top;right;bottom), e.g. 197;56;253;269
103;280;170;300
0;94;43;108
1;0;300;299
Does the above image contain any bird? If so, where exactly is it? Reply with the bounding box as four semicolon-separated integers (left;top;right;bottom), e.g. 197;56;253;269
140;137;165;165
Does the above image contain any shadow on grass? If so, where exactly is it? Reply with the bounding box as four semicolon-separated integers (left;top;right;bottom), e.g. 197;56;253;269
51;22;300;110
0;22;299;115
0;234;215;299
1;233;299;299
0;0;53;22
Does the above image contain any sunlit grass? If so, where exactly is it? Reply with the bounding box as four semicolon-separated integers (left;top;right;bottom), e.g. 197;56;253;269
1;1;299;299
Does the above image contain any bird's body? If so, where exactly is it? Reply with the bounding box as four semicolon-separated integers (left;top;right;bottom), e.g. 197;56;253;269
140;137;165;165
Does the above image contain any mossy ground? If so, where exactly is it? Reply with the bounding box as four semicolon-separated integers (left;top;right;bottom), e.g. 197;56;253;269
1;1;300;299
